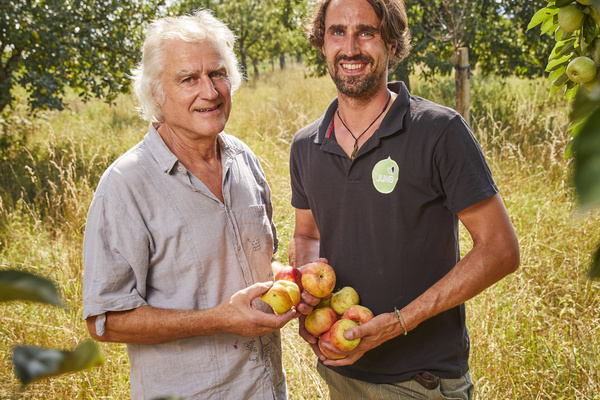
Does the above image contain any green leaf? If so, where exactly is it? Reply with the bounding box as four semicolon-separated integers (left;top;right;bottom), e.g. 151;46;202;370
582;15;599;44
541;17;558;36
549;65;567;82
556;0;576;6
0;269;64;307
13;339;103;386
546;54;572;71
572;106;600;209
528;7;557;30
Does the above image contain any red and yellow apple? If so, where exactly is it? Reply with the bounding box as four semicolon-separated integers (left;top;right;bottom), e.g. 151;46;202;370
301;261;336;298
304;306;338;337
318;331;346;360
261;280;300;314
275;266;303;291
342;305;374;325
330;286;360;315
329;319;360;351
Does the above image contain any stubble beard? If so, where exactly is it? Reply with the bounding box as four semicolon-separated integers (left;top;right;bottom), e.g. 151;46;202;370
330;55;387;102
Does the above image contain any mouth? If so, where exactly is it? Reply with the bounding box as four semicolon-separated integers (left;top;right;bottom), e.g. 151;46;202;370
341;62;368;71
194;105;220;113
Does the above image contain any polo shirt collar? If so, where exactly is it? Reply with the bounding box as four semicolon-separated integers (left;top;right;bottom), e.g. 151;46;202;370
313;81;410;146
145;123;244;174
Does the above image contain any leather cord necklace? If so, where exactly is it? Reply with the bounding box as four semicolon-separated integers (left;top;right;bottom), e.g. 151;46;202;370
336;91;392;160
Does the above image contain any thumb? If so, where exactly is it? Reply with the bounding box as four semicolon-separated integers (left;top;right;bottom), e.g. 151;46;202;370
344;325;363;341
245;281;273;299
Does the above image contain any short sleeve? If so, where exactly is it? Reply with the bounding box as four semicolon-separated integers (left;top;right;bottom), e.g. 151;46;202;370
435;116;498;214
82;192;149;324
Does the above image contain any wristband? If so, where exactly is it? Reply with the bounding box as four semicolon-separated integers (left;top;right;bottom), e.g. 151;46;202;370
394;307;408;336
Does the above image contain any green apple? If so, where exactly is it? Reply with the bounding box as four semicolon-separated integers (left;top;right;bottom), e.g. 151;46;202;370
330;286;360;315
577;0;592;5
584;74;599;92
304;306;338;337
342;305;374;325
261;280;300;314
558;4;585;32
566;56;597;83
314;297;332;310
329;319;360;351
301;261;336;298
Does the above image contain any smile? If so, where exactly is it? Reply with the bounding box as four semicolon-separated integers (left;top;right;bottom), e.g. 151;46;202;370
195;105;219;112
341;63;367;70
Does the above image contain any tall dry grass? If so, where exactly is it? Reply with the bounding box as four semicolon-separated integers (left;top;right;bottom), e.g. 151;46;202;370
0;65;599;399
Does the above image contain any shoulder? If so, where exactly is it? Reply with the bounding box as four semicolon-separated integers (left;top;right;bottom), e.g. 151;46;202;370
409;95;462;125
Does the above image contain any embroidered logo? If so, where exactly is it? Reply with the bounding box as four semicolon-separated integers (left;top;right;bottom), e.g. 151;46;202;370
372;157;399;194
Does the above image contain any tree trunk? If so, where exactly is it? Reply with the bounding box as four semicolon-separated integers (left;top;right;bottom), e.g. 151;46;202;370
280;54;286;70
454;47;470;125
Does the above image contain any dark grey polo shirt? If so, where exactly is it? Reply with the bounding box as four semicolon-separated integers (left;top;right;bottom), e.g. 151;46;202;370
290;82;498;383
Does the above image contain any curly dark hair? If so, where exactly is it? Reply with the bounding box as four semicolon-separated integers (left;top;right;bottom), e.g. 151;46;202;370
303;0;412;70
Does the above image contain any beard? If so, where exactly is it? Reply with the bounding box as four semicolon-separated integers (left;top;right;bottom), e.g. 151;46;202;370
329;55;387;100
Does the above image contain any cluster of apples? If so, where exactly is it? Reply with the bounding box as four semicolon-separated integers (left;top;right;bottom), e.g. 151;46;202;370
261;261;374;359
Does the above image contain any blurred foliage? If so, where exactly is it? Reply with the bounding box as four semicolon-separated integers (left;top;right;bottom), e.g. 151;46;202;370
0;0;165;114
529;0;600;278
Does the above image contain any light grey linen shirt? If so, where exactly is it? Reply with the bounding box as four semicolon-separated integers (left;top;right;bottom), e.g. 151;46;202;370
82;124;286;400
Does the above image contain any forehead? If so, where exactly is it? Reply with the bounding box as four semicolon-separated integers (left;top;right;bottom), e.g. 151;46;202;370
161;39;226;73
325;0;380;29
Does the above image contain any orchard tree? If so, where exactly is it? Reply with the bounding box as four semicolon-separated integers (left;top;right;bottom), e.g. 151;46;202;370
0;0;165;114
529;0;600;277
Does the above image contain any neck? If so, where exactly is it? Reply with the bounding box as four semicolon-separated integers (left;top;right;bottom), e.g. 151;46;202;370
157;123;220;167
336;86;392;129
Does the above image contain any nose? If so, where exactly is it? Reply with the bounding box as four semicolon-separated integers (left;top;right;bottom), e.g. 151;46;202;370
197;76;219;100
343;35;360;57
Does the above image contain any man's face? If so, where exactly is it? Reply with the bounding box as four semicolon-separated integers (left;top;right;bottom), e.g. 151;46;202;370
322;0;393;100
157;40;232;141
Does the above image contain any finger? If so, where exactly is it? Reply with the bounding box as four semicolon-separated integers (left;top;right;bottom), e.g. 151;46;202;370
244;281;273;299
343;325;364;341
315;257;329;264
301;291;321;307
296;302;314;316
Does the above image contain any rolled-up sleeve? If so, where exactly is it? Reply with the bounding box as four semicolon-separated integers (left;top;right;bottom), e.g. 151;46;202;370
82;191;149;331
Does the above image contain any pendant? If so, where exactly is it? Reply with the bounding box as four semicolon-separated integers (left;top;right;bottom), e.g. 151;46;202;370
350;143;358;160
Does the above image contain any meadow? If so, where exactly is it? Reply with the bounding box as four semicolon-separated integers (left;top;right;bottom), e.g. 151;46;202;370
1;65;599;399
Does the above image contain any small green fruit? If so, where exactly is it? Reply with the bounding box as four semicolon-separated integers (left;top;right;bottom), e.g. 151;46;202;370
558;4;585;32
566;56;597;83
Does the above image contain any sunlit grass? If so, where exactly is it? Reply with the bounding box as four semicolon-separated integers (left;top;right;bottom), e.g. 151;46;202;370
1;64;599;399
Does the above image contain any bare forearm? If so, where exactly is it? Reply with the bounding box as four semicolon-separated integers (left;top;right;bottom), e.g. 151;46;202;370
402;239;519;332
88;306;226;344
289;236;320;268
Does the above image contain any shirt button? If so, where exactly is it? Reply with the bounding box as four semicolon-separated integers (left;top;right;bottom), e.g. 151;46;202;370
177;166;184;172
265;360;270;367
236;245;241;251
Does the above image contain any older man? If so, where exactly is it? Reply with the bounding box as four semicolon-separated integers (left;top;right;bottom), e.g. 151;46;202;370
82;10;294;400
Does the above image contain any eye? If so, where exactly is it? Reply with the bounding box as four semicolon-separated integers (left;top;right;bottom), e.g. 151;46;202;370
182;76;194;84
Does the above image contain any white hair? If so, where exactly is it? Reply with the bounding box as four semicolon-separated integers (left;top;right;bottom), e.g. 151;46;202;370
131;10;242;122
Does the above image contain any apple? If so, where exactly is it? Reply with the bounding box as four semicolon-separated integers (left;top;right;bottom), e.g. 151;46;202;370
342;305;374;325
318;331;346;360
577;0;592;5
566;56;597;84
329;319;361;351
301;261;336;298
584;74;600;92
315;297;332;310
275;266;303;291
558;4;585;33
304;306;338;337
261;280;300;314
330;286;360;315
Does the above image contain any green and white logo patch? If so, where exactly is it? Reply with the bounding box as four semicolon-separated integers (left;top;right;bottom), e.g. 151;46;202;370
372;157;399;194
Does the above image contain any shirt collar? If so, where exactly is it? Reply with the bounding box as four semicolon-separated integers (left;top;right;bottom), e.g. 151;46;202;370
313;81;410;145
145;123;245;174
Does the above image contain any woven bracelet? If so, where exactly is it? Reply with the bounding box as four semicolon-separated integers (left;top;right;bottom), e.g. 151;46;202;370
394;307;408;336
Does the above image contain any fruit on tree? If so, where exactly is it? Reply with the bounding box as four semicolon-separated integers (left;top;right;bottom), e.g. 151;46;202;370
301;262;336;298
304;306;338;337
566;56;597;84
261;280;300;314
558;4;585;32
330;286;360;315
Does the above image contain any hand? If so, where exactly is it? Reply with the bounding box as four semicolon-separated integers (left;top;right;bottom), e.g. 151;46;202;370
297;314;329;361
296;257;329;316
217;281;296;337
322;312;399;366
